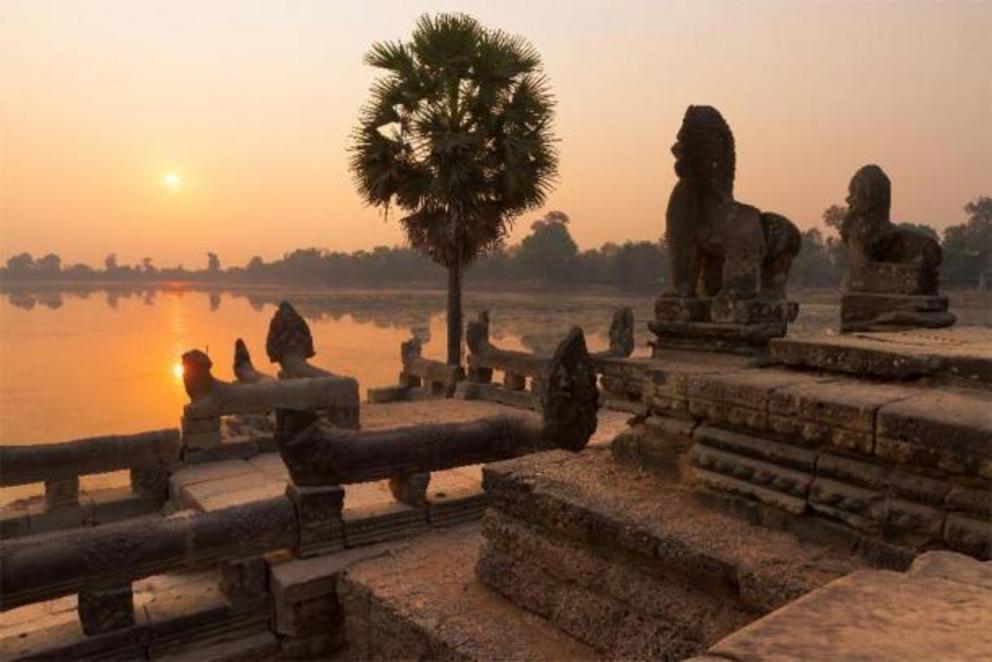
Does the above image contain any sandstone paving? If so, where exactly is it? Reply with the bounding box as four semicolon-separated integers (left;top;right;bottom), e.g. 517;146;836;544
700;551;992;661
338;523;597;661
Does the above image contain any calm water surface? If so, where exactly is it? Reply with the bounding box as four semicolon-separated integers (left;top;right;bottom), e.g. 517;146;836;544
2;285;989;446
0;286;655;445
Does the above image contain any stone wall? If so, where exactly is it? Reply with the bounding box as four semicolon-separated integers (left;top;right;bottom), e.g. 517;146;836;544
611;354;992;564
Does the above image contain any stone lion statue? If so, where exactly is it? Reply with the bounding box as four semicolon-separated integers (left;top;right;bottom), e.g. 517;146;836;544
664;105;800;300
841;164;941;292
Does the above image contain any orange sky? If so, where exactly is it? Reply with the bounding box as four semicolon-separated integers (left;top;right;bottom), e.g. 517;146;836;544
2;0;990;269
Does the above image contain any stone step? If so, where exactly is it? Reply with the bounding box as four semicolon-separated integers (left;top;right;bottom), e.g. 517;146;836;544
337;523;596;661
477;448;867;658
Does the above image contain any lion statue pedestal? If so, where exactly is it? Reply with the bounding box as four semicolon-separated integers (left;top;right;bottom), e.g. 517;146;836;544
649;105;800;355
839;165;956;333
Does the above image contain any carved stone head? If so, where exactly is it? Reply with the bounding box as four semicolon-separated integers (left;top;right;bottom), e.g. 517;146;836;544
846;164;891;221
182;349;215;401
671;105;736;191
266;301;315;363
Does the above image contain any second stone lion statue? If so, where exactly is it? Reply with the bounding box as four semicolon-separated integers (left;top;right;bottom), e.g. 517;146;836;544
664;105;800;301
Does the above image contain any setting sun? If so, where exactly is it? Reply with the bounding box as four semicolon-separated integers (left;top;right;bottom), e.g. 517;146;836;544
172;362;184;380
163;173;180;190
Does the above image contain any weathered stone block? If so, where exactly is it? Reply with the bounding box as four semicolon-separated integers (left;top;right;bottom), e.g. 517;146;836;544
769;380;912;438
45;477;79;509
884;498;944;546
691;445;812;498
889;468;951;507
808;478;884;533
849;262;938;296
286;484;345;557
388;471;431;507
503;372;527;391
654;295;711;322
692;468;807;515
816;453;890;490
693;424;817;472
710;297;789;325
945;479;992;518
840;293;955;332
944;513;992;559
78;584;135;635
876;390;992;475
181;415;221;433
130;465;168;499
182;429;222;450
220;557;268;602
650;320;788;354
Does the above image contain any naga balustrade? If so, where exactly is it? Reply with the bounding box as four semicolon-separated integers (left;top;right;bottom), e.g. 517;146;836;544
0;429;181;536
464;307;634;408
180;348;361;463
0;327;599;647
367;334;463;402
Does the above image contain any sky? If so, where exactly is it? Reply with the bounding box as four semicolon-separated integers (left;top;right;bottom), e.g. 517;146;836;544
2;0;990;269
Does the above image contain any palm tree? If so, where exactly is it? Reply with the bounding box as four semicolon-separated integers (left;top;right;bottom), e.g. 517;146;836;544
350;13;558;367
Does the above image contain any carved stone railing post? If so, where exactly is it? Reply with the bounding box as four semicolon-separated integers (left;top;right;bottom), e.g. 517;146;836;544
466;311;493;384
504;372;526;391
285;483;345;558
181;350;223;455
219;557;268;603
77;584;135;635
129;466;168;500
45;477;80;510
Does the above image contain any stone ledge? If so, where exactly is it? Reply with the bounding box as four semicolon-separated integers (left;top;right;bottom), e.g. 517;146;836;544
696;552;992;661
769;328;992;389
338;524;596;661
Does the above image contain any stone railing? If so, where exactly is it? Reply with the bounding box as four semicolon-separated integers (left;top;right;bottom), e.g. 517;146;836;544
180;348;361;463
0;328;599;657
463;308;633;410
367;334;463;403
0;429;180;538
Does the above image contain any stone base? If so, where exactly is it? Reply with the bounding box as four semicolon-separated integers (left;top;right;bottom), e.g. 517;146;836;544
840;293;956;332
477;449;863;658
849;262;938;296
649;320;788;355
651;295;794;355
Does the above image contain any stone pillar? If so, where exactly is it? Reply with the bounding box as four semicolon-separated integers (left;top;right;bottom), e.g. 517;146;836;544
129;466;168;500
45;478;79;510
220;557;268;603
181;413;222;452
388;472;431;507
78;584;135;635
468;366;493;384
286;484;345;557
504;372;526;391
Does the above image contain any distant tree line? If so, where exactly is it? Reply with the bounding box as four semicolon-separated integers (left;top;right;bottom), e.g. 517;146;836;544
3;197;989;291
0;212;670;292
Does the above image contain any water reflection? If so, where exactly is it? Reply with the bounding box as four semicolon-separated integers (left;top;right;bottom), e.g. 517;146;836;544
0;285;648;447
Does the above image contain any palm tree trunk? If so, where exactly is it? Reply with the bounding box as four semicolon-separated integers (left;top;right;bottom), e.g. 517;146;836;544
446;260;463;366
